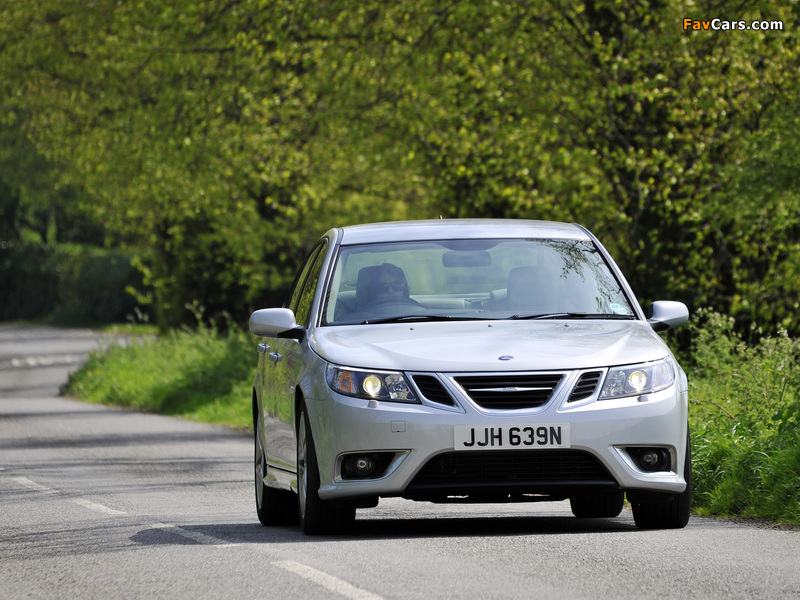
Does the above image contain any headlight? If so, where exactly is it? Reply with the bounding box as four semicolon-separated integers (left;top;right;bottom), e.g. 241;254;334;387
599;357;675;400
326;364;418;403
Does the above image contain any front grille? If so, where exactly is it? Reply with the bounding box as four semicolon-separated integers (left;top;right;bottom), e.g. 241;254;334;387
452;374;563;409
568;371;603;402
405;450;616;493
412;375;456;406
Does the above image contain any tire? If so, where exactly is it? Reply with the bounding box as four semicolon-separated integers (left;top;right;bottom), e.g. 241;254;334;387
254;410;296;526
297;401;355;535
631;434;692;530
570;491;625;519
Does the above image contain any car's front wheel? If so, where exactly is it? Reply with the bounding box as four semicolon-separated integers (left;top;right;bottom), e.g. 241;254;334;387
630;434;692;530
297;401;355;535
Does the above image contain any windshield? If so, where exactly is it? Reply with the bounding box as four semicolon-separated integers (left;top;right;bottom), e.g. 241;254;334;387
321;238;635;325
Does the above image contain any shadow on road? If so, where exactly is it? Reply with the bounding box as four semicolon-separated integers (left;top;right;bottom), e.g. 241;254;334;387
131;513;638;548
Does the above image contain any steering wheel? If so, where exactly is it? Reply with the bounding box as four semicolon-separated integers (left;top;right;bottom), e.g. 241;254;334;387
368;295;423;307
361;295;425;316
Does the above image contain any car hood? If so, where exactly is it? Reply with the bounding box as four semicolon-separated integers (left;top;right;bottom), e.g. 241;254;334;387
310;320;670;372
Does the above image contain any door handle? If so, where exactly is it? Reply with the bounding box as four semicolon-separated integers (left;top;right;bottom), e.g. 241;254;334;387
268;352;282;363
257;343;270;354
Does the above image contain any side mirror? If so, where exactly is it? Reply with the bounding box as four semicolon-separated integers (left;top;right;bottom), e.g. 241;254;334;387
249;308;305;340
646;301;689;332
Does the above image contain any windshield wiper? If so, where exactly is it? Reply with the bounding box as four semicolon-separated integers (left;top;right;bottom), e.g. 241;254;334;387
507;312;635;321
361;314;493;325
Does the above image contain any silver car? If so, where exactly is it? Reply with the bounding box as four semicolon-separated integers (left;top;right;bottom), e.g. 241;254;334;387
249;219;691;534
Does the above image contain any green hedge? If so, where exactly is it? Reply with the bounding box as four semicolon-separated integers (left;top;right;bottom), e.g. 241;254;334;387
685;310;800;525
0;242;152;324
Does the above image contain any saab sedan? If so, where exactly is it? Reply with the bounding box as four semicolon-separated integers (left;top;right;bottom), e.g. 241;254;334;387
249;219;691;534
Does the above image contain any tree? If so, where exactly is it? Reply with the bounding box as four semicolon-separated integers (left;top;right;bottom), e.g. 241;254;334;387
0;122;105;245
1;0;417;327
2;0;798;336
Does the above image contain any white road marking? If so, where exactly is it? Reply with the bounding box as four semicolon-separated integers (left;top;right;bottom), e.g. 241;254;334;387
272;560;385;600
11;476;127;514
6;472;236;548
10;476;60;495
1;354;86;369
71;498;128;515
152;523;237;548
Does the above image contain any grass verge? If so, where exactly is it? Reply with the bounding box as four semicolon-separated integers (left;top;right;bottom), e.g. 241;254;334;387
65;323;254;430
685;310;800;525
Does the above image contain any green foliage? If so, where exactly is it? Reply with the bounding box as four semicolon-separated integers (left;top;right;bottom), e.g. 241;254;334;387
56;246;153;324
1;0;799;338
0;123;106;246
708;101;800;334
688;309;800;525
0;242;151;324
0;243;60;320
66;321;254;429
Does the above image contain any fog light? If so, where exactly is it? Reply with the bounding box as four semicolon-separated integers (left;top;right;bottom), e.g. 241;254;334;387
629;447;671;472
342;455;377;478
355;456;375;473
641;451;660;468
341;452;395;480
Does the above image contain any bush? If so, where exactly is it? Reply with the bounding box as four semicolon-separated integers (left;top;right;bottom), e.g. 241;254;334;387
56;245;152;323
687;309;800;524
0;242;60;320
65;321;254;429
0;241;152;324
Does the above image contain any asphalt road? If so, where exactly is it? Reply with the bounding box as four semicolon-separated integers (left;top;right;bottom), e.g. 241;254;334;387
1;324;799;600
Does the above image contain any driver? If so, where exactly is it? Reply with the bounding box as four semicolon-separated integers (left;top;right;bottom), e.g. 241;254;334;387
360;263;412;307
374;263;409;300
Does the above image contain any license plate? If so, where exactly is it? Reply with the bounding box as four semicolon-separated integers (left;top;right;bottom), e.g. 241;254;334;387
454;424;570;451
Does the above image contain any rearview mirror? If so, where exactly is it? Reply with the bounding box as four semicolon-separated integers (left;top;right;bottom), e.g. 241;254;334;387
442;250;492;268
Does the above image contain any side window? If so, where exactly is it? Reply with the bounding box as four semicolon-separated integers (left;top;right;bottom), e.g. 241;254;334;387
291;241;328;327
286;244;323;313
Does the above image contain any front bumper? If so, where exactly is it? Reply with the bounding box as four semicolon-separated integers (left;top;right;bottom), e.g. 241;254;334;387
306;371;689;502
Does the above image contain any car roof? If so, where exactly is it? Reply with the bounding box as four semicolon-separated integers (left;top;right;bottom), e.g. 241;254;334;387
335;219;590;245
